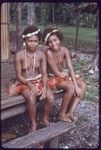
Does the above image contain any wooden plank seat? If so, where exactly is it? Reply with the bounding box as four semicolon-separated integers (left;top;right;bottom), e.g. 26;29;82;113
2;121;76;148
1;90;64;120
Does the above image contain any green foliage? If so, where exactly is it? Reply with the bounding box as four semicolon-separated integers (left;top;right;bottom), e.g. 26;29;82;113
71;55;99;102
84;75;99;83
9;2;98;28
73;59;88;71
78;116;88;122
85;86;99;101
9;23;96;50
84;74;99;102
56;25;96;50
9;3;17;23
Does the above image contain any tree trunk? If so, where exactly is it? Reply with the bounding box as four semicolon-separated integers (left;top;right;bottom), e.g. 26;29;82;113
52;3;55;24
75;10;80;51
41;3;43;25
16;3;22;51
27;3;36;25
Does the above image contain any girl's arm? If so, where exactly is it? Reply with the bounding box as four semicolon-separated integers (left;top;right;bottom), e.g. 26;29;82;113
64;48;81;96
40;53;47;89
39;53;47;100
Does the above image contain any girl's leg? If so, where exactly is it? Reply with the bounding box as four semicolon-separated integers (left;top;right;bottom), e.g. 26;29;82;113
66;79;86;121
56;80;74;122
21;89;37;131
41;88;54;126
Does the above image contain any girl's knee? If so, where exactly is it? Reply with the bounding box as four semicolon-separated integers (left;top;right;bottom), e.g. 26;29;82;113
21;89;36;104
67;84;74;95
28;95;36;104
46;90;54;103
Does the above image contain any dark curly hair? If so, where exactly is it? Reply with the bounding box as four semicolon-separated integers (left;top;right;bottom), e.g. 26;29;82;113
22;25;42;41
43;26;64;45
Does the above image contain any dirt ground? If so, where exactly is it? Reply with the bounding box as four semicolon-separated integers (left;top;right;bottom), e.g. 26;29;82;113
58;99;99;149
1;98;99;149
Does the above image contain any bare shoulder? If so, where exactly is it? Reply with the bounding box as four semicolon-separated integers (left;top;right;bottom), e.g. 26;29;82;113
45;48;53;57
15;49;25;60
61;46;69;52
61;46;70;55
37;50;46;58
15;50;25;57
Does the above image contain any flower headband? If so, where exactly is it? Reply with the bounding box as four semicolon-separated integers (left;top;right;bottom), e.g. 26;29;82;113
22;29;40;38
44;29;58;44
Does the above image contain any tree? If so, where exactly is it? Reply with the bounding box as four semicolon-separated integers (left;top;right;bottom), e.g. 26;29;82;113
40;3;48;27
73;3;98;51
27;3;36;25
74;8;80;51
16;2;22;51
52;3;55;24
77;3;99;76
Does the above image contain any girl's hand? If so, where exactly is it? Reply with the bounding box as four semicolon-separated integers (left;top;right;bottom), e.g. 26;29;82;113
31;86;38;96
74;85;81;97
59;72;66;78
39;87;46;100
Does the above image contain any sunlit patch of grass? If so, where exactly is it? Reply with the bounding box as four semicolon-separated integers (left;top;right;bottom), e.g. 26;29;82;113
73;59;88;71
85;86;99;101
78;116;88;122
85;75;99;83
72;59;99;102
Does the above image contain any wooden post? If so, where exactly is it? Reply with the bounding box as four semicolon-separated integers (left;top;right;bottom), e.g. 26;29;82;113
1;3;9;61
43;136;59;148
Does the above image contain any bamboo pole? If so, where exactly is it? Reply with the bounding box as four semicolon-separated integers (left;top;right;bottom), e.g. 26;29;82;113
1;3;9;61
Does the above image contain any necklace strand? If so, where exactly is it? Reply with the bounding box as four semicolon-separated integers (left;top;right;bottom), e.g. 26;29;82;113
25;50;36;78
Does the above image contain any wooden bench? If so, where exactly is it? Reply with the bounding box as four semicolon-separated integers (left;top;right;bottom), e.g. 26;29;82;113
2;121;76;148
1;61;75;148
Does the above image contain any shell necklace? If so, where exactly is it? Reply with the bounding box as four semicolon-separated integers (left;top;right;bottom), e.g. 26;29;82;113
25;50;36;78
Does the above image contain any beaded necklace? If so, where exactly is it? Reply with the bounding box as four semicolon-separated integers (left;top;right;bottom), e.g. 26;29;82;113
25;50;36;78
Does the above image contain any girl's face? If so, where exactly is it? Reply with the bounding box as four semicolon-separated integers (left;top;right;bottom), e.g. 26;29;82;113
47;35;61;51
25;35;39;52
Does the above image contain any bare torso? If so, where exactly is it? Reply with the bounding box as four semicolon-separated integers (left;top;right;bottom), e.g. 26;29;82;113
46;47;67;74
16;49;44;78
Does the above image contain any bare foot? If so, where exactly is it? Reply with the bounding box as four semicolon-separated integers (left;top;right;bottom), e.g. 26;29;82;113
40;118;53;126
66;113;78;122
69;115;78;122
30;123;36;132
58;114;72;122
37;143;44;149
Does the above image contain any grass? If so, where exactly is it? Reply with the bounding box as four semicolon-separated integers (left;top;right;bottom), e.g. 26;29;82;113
46;24;96;49
58;25;96;43
71;56;99;102
73;59;89;71
78;116;89;122
85;86;99;101
10;23;96;50
84;74;99;83
60;26;96;50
